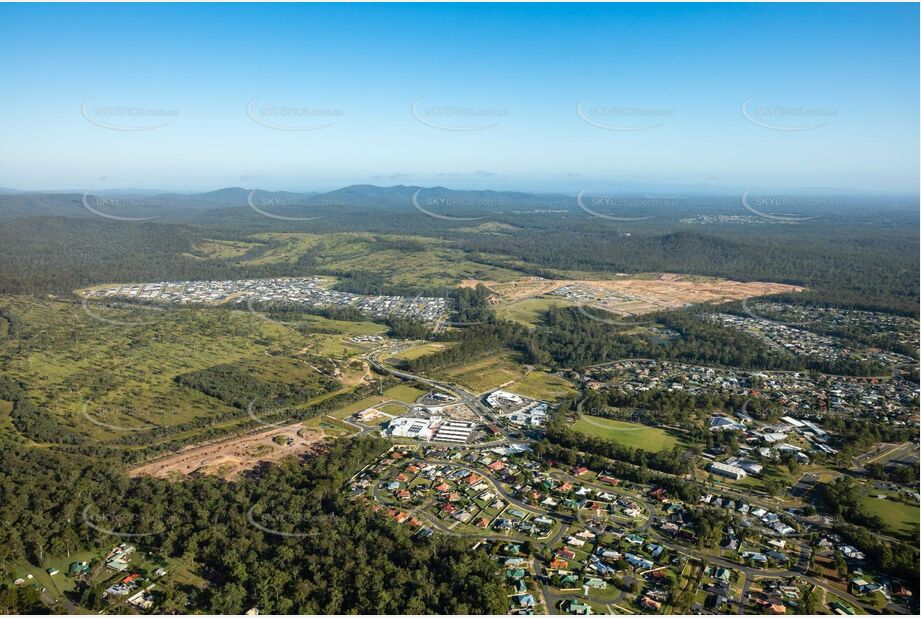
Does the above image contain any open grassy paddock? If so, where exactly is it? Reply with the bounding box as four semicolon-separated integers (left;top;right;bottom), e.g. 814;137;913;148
390;342;455;361
506;371;577;401
859;495;920;539
0;400;12;430
495;296;577;327
326;384;425;419
432;352;527;394
571;415;680;452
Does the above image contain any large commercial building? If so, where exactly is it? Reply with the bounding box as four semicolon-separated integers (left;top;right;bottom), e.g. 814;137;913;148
708;461;748;480
386;417;437;441
385;417;477;444
433;421;477;443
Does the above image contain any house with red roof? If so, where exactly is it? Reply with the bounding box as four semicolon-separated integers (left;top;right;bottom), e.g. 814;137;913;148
556;547;576;560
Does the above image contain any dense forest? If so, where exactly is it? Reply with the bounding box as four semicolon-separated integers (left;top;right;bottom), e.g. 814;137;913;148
0;436;508;614
863;462;918;484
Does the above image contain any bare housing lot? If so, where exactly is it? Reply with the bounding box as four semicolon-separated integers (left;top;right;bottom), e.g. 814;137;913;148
129;422;326;480
460;273;803;315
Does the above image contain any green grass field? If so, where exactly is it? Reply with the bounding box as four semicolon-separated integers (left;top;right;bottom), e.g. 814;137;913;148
506;371;576;401
12;549;100;598
390;342;456;361
496;296;577;327
304;415;359;437
433;352;527;394
294;314;388;337
859;495;920;539
0;400;12;430
286;314;389;358
326;384;424;419
571;415;679;452
380;403;407;414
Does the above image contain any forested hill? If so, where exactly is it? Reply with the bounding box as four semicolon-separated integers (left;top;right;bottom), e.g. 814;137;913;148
456;229;919;314
0;187;917;314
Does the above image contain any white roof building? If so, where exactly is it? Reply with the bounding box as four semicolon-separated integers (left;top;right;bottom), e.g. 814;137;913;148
386;417;437;440
708;461;747;480
486;390;526;409
709;416;747;431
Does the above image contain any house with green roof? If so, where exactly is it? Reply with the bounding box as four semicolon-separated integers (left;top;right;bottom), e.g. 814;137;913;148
584;577;607;589
559;573;579;588
563;599;592;615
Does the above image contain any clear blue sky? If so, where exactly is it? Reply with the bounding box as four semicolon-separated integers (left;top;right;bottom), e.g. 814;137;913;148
0;2;917;194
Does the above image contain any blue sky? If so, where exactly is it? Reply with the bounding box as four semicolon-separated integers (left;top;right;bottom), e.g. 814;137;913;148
0;2;917;194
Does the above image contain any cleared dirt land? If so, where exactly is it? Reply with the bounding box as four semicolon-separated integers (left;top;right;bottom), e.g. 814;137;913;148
129;422;326;480
461;273;803;317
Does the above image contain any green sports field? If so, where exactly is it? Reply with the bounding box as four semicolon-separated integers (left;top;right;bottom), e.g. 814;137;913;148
859;495;920;539
571;415;679;452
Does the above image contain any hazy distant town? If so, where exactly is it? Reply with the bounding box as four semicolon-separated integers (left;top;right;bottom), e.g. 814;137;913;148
82;277;449;322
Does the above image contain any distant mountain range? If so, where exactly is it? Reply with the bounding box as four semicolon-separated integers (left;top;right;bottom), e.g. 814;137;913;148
0;184;915;222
